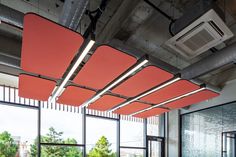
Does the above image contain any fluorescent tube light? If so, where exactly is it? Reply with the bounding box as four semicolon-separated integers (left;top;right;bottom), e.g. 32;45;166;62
81;58;149;107
109;77;181;112
49;40;95;103
130;87;206;116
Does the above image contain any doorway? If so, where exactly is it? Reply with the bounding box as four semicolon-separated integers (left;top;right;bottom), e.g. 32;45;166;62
222;131;236;157
147;136;164;157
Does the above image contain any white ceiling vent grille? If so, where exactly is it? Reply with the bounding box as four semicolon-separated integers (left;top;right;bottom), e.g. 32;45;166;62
165;9;234;59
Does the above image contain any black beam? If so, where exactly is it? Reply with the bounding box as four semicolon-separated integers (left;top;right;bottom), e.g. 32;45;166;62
144;0;174;22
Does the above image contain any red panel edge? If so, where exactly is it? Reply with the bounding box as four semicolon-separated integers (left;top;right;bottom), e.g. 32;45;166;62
164;89;220;109
134;108;169;118
18;74;56;101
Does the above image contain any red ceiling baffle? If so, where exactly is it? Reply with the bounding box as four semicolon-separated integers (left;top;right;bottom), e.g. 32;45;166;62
57;86;96;106
19;74;56;101
88;95;126;111
21;13;84;78
114;102;151;115
164;89;219;109
112;66;174;97
73;45;137;89
141;80;200;104
134;108;169;118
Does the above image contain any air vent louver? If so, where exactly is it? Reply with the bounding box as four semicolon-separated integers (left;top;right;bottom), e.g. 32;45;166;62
165;9;233;59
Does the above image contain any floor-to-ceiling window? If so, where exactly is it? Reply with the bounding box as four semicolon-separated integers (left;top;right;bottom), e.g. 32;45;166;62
86;116;117;156
41;106;84;156
0;104;38;156
120;117;146;157
181;101;236;157
0;83;162;157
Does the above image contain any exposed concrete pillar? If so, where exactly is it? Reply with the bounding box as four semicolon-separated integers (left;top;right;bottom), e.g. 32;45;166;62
166;109;180;157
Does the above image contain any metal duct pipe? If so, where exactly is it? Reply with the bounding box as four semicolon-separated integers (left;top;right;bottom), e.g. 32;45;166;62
0;4;24;29
59;0;89;30
181;42;236;80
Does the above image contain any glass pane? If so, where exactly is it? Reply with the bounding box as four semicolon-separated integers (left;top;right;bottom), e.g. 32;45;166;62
0;86;3;101
86;116;117;157
120;120;144;147
41;107;83;144
0;104;38;157
41;145;83;157
148;141;161;157
120;148;144;157
147;116;159;136
182;102;236;157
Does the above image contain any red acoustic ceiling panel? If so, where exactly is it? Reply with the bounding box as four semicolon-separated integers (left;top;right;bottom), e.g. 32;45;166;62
112;66;173;97
21;13;84;78
134;108;169;118
164;89;219;109
114;102;151;115
73;45;137;89
141;80;200;104
88;95;125;111
18;74;56;101
57;86;95;106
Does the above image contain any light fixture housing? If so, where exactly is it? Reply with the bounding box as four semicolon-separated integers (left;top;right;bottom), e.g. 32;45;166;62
49;39;95;103
130;86;206;116
109;76;181;112
80;56;149;108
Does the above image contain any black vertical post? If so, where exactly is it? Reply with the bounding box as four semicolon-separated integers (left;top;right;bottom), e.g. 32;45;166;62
38;101;41;157
82;107;86;157
234;134;236;157
144;118;148;157
117;115;120;157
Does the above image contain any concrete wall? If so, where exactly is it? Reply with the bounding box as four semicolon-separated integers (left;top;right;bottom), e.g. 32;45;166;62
166;110;180;157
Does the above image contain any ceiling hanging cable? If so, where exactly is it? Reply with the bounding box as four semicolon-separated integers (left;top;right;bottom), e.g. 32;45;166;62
83;0;110;38
143;0;176;36
49;1;110;104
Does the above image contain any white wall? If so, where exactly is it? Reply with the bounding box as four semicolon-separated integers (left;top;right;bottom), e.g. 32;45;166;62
0;73;18;87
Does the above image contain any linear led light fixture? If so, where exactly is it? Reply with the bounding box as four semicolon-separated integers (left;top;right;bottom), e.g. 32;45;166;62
80;56;149;108
49;39;95;103
109;76;181;112
130;86;206;116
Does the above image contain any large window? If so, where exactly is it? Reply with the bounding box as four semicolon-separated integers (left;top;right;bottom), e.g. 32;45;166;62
41;107;83;144
40;145;83;157
120;118;145;157
147;116;159;136
86;116;117;156
0;83;163;157
120;148;144;157
120;120;144;147
181;102;236;157
0;104;38;156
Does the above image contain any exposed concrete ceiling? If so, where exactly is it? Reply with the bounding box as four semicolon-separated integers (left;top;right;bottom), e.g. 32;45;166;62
1;0;236;87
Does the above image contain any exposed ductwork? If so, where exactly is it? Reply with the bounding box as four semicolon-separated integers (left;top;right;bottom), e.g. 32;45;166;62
59;0;89;30
181;42;236;80
0;4;24;29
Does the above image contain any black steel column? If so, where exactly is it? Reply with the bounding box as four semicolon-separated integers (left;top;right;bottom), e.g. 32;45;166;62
117;115;120;157
38;101;41;157
82;107;86;157
144;119;148;157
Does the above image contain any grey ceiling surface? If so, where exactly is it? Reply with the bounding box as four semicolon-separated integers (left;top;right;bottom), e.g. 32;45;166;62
1;0;236;87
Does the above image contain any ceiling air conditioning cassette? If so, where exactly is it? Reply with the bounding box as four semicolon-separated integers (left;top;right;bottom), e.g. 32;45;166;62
165;9;234;59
